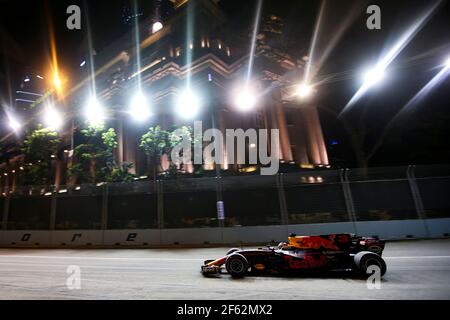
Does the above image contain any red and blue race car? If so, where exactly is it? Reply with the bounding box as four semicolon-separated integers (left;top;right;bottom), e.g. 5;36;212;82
201;233;386;278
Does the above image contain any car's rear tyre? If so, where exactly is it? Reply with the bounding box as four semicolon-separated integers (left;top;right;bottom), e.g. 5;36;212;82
226;248;240;255
354;251;387;277
225;254;248;278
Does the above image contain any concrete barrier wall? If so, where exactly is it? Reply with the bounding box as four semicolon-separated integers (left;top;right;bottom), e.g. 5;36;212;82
103;230;161;246
0;218;449;247
160;228;222;245
355;220;429;239
1;231;52;246
427;219;450;238
51;230;104;246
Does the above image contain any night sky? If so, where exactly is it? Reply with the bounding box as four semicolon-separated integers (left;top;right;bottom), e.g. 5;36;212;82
0;0;449;167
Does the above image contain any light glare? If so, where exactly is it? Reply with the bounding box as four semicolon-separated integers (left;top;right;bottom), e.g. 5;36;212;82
53;74;62;88
445;57;450;69
152;22;163;34
363;66;385;87
176;89;201;119
296;83;314;99
339;2;440;118
85;97;105;127
9;116;21;131
235;88;257;112
129;93;151;121
43;105;63;130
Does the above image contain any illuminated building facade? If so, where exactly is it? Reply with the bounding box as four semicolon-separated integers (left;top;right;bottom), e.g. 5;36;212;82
0;0;329;190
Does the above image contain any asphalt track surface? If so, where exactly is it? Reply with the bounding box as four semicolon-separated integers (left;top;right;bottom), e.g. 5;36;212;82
0;239;449;299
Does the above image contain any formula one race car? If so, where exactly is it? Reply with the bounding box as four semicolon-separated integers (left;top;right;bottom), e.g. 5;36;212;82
201;234;386;278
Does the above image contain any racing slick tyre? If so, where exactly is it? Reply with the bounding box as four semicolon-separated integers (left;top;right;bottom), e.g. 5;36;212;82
225;253;249;278
354;251;387;277
226;248;240;255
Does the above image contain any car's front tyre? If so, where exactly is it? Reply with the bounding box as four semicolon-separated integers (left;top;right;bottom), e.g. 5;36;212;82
225;253;249;278
226;248;240;255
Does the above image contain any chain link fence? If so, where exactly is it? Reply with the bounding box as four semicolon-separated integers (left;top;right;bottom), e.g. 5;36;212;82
1;165;449;231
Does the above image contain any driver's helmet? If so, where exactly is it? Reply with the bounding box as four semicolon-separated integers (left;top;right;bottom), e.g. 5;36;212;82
278;242;289;249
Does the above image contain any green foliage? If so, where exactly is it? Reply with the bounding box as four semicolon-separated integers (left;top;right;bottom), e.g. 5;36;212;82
83;124;105;136
22;128;61;185
67;163;84;180
101;128;118;175
140;125;197;159
139;126;171;161
74;144;98;161
102;128;118;152
71;127;135;184
169;125;193;146
19;123;200;186
140;125;196;178
23;128;60;161
101;128;135;182
108;162;136;183
72;128;108;183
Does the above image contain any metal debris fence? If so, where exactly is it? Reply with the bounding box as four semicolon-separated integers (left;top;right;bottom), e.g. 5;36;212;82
1;165;449;231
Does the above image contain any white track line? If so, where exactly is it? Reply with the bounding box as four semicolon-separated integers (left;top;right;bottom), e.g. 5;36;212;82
0;262;188;270
384;256;450;259
0;255;200;261
0;255;449;261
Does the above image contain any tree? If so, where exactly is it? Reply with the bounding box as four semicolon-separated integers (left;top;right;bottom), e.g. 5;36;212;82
69;126;107;184
101;128;118;180
140;125;199;179
101;128;135;182
22;128;61;186
139;126;171;180
69;126;135;184
168;125;200;174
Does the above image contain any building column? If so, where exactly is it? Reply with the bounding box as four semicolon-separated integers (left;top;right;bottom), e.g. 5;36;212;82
0;165;5;194
0;169;5;194
271;91;293;162
123;122;137;175
10;160;18;193
310;106;329;165
301;107;321;165
160;154;170;172
54;155;63;190
160;112;172;174
293;109;310;164
117;117;125;166
5;162;11;193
